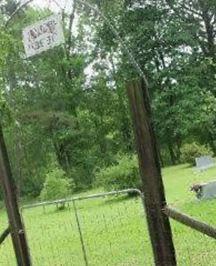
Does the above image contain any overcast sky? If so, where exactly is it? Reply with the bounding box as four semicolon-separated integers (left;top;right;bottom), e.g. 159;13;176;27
21;0;72;13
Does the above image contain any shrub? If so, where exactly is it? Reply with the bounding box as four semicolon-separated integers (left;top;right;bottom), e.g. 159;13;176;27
180;142;213;166
40;168;72;209
95;155;141;192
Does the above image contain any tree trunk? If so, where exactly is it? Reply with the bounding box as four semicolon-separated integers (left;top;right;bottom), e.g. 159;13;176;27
208;131;216;156
168;142;176;165
158;146;165;168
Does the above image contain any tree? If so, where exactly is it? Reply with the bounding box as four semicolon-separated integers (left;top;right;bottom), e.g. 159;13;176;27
80;0;216;164
0;0;216;201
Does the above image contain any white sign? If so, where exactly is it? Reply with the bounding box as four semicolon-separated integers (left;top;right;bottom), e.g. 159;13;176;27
22;15;65;58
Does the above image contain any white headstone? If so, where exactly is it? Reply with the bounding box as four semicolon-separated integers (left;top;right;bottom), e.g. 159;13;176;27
22;14;65;58
194;181;216;200
202;181;216;200
195;156;215;171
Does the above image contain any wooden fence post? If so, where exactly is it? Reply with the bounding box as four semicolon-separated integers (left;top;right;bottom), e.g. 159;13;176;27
0;227;10;246
0;124;31;266
127;79;176;266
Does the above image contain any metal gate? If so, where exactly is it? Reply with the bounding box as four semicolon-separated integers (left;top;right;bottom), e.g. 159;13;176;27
1;189;154;266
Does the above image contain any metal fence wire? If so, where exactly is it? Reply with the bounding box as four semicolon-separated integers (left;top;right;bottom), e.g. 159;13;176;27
0;189;154;266
1;189;216;266
171;220;216;266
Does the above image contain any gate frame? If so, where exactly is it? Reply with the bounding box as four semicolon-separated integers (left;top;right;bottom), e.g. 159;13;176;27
21;188;147;266
3;1;216;266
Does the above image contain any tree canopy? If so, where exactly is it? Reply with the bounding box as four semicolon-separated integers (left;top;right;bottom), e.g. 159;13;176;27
0;0;215;199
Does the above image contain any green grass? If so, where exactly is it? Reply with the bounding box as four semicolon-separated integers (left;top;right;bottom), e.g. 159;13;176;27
1;164;216;265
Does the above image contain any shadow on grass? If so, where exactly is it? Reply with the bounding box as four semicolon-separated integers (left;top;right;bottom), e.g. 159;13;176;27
104;194;140;206
163;163;191;170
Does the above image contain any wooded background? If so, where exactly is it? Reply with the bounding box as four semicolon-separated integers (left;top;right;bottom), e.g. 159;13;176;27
0;0;215;200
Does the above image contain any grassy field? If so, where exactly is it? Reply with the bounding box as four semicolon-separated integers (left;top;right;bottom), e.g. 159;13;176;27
0;164;216;265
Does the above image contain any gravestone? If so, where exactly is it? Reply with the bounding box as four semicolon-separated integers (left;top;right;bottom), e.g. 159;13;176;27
191;181;216;200
195;156;215;171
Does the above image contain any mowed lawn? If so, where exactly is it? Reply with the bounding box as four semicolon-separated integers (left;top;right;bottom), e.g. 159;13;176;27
0;164;216;266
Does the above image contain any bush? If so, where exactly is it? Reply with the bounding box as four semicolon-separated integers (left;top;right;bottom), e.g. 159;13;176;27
95;155;141;192
180;142;213;166
40;168;72;209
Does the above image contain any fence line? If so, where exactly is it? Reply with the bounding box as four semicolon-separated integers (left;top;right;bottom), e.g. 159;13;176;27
22;191;216;241
2;189;216;265
164;206;216;239
21;188;143;211
19;188;151;266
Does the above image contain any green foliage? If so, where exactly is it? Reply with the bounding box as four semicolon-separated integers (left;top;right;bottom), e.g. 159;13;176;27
0;30;13;66
96;155;141;191
180;143;213;166
0;0;216;200
40;168;72;202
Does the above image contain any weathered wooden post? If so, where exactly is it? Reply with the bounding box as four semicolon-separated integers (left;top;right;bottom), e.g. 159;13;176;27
0;124;31;265
127;79;176;266
0;226;10;245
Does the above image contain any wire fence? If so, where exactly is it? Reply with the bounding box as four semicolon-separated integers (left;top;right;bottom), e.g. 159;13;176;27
0;189;154;266
1;189;216;265
172;219;216;266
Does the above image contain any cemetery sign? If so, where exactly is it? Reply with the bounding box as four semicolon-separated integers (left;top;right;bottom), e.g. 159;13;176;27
23;14;65;58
